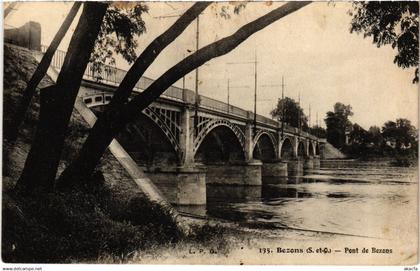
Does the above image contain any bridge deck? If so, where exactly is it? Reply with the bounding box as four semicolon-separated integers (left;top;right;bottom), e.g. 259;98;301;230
40;45;317;140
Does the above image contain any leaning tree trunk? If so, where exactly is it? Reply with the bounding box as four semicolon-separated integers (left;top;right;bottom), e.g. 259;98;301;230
6;2;82;141
57;2;211;185
15;3;108;194
109;2;211;107
58;1;311;183
4;2;18;19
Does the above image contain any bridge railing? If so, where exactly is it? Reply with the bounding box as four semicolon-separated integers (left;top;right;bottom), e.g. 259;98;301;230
256;114;278;127
41;45;185;101
229;105;249;118
41;45;320;139
199;95;229;113
199;95;251;119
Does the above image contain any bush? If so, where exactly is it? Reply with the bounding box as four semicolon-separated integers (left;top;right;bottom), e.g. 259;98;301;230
2;174;180;263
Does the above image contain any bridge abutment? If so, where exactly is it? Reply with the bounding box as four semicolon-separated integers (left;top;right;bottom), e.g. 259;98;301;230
145;166;206;205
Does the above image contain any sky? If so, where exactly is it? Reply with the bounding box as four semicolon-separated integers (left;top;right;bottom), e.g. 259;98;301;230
4;1;419;129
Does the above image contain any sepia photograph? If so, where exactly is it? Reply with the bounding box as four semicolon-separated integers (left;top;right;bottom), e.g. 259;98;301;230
1;0;419;267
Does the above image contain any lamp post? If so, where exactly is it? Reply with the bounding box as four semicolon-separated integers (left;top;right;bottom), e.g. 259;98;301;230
253;52;257;135
298;91;301;135
227;51;258;135
194;15;200;134
261;76;285;138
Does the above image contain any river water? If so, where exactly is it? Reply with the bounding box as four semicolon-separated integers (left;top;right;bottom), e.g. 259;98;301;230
183;160;418;239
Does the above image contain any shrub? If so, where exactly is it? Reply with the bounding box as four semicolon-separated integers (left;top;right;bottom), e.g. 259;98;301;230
3;174;180;263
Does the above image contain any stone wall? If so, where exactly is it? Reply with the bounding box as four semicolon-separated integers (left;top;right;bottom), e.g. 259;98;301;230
146;167;206;205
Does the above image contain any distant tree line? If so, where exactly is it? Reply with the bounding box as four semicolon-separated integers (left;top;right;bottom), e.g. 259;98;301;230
344;118;418;159
323;102;418;159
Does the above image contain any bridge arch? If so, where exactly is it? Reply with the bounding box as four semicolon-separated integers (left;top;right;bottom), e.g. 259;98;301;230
116;113;181;167
297;141;306;158
85;95;182;163
308;141;315;157
280;137;295;160
194;119;245;163
252;131;277;162
142;107;181;155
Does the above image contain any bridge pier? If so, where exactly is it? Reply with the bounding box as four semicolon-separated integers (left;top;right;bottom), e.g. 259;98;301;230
286;159;304;177
179;106;194;165
312;156;321;168
303;158;314;170
303;157;321;170
145;166;206;205
204;160;262;186
244;122;254;162
261;160;288;184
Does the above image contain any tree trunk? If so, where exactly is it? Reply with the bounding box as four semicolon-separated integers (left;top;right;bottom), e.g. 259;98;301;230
15;3;108;194
5;2;82;141
4;2;18;19
109;2;211;107
58;1;311;183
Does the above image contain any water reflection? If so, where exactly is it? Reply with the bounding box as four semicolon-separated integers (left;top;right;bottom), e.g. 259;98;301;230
326;192;351;198
261;185;312;200
204;160;418;238
205;185;263;221
207;185;261;203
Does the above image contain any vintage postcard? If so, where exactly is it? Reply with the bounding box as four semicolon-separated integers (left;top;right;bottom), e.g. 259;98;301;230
2;0;419;267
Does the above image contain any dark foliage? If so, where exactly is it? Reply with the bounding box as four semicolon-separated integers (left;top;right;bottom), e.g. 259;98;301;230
342;119;418;159
349;1;419;83
90;3;148;76
324;103;353;149
219;2;248;19
309;125;326;138
2;173;180;263
270;97;309;130
382;118;418;151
